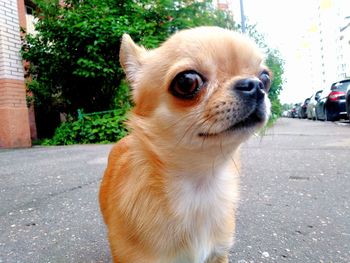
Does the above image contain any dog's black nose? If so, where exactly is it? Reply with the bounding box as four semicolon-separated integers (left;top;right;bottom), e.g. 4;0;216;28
234;78;265;100
234;78;263;92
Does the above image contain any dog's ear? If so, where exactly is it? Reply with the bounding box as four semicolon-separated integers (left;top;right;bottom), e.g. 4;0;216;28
119;34;146;84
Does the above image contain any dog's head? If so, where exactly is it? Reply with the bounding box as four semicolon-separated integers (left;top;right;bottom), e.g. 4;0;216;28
120;27;271;149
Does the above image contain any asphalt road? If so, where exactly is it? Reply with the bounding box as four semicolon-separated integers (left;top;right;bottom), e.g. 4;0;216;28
0;118;349;263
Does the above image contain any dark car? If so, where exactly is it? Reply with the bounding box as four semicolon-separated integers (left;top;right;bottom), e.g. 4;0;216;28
290;103;300;118
315;80;347;121
298;97;310;119
344;79;350;120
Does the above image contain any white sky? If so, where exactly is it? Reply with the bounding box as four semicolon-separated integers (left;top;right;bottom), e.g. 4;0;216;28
237;0;319;104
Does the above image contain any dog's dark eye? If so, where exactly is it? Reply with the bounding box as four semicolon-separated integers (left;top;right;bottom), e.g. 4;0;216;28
170;71;204;99
259;70;271;92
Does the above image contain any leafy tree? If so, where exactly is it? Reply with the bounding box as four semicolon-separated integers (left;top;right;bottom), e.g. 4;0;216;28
266;49;284;119
22;0;236;116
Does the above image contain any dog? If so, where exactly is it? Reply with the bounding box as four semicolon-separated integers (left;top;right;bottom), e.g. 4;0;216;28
99;26;271;263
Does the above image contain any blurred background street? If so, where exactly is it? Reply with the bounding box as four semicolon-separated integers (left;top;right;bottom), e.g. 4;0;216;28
1;118;349;262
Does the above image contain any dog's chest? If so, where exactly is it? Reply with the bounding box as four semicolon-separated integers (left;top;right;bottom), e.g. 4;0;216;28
167;168;237;262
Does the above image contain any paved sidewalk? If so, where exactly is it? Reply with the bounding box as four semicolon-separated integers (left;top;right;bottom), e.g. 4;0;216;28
1;118;350;262
0;145;113;263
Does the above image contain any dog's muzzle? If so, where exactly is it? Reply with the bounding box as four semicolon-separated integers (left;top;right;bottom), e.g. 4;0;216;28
233;78;266;102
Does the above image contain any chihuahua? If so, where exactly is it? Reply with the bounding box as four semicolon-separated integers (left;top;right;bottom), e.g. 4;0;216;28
99;26;271;263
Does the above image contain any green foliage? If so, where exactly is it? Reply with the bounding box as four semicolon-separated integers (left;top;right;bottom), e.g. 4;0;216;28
22;0;124;114
266;49;284;120
113;80;133;111
45;109;129;145
45;85;131;145
266;50;284;101
270;98;283;122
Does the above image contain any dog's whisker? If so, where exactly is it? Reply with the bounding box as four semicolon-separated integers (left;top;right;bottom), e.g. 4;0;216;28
219;137;227;161
258;123;272;143
174;119;200;148
198;115;218;149
162;109;209;131
193;114;218;149
174;112;216;148
165;110;213;148
231;156;241;177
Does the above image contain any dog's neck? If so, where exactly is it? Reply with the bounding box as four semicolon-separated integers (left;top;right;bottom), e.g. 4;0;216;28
131;131;240;177
166;144;238;175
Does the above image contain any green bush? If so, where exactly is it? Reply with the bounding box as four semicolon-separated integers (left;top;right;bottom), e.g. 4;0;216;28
42;79;132;145
45;109;129;145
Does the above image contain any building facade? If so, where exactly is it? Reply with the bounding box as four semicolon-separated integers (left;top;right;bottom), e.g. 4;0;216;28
0;0;31;148
317;0;347;84
339;17;350;79
298;0;349;95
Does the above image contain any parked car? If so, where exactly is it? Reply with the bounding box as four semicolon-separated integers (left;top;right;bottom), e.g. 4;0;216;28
344;79;350;120
282;110;289;117
290;103;300;118
298;97;310;118
315;81;347;121
307;90;323;120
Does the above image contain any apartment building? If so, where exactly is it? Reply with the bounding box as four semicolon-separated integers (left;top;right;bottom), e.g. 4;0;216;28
297;0;349;96
339;17;350;79
317;0;348;84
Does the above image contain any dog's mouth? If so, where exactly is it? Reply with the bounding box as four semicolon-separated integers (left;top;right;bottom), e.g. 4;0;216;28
198;106;266;137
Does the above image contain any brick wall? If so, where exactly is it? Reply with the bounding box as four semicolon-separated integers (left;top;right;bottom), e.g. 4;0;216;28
0;78;27;107
0;0;25;80
0;0;31;148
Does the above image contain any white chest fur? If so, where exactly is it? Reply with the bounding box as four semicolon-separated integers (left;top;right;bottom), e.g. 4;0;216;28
166;162;239;263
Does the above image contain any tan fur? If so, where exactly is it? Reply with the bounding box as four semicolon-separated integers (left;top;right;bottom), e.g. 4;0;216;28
99;27;271;263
